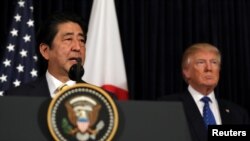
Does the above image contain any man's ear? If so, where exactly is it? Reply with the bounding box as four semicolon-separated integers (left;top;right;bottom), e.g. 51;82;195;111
39;43;49;60
183;68;190;80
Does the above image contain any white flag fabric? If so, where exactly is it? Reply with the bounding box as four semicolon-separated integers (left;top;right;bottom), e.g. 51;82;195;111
83;0;129;100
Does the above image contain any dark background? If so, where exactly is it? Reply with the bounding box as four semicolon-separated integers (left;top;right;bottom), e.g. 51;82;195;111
1;0;250;114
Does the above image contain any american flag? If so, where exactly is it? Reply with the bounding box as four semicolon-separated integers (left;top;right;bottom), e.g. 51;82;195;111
0;0;38;96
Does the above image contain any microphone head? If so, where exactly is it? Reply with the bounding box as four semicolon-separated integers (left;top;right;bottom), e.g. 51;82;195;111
68;60;84;82
76;58;82;63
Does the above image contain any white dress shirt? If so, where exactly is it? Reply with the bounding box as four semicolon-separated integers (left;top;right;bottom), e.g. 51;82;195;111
46;70;76;98
188;85;222;125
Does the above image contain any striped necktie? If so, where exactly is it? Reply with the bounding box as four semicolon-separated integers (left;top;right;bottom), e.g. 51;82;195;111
54;84;68;94
200;96;216;128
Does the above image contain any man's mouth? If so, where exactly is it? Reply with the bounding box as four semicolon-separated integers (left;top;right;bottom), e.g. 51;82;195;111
69;57;82;64
204;75;214;79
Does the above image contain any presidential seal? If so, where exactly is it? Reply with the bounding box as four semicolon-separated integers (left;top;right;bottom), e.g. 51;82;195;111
47;83;119;141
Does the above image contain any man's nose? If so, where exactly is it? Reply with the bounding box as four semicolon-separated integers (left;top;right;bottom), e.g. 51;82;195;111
71;40;81;51
205;62;212;71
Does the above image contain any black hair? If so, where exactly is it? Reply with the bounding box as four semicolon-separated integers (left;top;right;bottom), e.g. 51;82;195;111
37;12;88;47
36;12;88;76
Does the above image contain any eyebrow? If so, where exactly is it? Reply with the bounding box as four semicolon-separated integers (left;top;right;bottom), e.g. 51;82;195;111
62;32;85;37
195;58;218;61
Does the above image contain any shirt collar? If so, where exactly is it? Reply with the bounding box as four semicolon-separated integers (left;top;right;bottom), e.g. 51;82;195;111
188;85;216;103
46;70;76;97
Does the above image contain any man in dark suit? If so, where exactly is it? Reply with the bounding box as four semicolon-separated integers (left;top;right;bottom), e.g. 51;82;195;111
159;43;249;141
5;12;89;97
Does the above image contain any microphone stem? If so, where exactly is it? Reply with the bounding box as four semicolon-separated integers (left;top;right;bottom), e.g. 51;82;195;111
76;59;81;83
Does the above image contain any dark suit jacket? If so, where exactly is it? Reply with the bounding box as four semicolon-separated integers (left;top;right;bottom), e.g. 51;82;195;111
159;90;250;141
5;76;50;97
4;76;117;100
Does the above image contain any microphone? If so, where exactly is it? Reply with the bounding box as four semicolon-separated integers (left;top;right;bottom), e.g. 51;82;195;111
68;58;84;83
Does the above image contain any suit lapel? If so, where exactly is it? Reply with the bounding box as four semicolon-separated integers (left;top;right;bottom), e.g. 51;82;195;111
28;76;50;97
217;99;232;124
181;92;207;141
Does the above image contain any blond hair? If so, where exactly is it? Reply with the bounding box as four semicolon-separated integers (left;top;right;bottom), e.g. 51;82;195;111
182;43;221;70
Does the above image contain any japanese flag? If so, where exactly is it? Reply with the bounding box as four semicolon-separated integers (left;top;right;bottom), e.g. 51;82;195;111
83;0;129;100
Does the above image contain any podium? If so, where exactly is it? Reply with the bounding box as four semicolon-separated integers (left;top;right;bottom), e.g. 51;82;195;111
0;96;191;141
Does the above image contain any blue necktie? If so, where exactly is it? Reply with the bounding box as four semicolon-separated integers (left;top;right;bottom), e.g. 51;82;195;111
201;96;216;128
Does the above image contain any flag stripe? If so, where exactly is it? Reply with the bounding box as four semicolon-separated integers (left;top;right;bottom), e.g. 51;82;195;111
102;85;129;100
